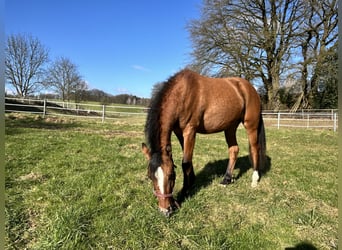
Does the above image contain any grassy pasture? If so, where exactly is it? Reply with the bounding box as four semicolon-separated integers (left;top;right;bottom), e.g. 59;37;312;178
5;114;338;249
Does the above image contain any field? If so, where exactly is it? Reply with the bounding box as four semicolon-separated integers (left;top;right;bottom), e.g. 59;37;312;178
5;114;338;249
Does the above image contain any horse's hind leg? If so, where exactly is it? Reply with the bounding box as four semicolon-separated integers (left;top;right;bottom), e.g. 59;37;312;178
221;128;239;185
246;128;260;187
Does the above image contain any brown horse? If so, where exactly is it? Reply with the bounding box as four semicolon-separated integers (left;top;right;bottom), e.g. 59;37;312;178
142;69;266;216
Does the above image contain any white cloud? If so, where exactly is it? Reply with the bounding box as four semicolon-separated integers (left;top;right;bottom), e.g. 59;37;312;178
131;64;151;72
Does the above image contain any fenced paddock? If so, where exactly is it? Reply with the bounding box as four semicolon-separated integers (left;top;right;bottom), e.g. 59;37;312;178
5;97;338;131
5;113;338;249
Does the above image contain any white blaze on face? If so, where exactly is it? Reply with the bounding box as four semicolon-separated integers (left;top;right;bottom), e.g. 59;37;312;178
155;167;165;194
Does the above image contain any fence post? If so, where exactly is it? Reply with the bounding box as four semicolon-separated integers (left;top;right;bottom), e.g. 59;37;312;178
102;105;105;123
43;99;46;118
333;112;337;132
277;112;280;129
307;114;310;129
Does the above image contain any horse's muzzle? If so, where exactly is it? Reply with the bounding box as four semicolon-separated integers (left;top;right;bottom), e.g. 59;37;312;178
159;199;180;217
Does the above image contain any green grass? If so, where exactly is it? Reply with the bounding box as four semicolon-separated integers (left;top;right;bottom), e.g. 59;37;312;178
5;114;338;249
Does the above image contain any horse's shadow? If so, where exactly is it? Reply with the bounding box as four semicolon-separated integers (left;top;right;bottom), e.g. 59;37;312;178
176;155;271;204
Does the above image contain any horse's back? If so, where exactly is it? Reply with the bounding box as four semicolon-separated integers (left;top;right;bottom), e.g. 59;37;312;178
174;71;260;133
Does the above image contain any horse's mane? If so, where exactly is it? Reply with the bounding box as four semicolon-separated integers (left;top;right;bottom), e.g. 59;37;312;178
145;70;186;153
144;69;194;175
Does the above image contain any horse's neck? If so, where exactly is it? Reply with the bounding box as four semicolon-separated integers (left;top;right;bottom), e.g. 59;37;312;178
157;99;178;153
159;130;172;152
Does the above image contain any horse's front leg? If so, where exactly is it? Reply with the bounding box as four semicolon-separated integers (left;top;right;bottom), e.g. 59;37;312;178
181;128;196;195
181;161;195;194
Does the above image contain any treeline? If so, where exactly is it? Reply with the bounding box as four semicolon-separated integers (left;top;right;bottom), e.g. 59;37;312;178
75;89;150;106
7;88;151;106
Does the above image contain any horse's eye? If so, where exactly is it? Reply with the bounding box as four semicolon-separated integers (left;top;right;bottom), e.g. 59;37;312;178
168;171;176;181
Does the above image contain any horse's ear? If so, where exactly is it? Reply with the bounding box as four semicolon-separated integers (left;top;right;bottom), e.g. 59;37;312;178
141;143;151;161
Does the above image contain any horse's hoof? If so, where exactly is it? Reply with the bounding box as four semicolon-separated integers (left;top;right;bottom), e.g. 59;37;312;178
251;181;258;188
251;171;259;188
180;188;191;197
220;178;234;185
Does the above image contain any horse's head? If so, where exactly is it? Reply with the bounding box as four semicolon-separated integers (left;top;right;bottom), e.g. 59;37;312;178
142;143;179;216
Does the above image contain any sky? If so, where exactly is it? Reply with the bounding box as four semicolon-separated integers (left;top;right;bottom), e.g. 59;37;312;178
5;0;201;98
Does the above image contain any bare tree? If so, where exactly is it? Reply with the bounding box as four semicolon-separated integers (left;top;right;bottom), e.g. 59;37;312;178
74;80;89;103
188;0;310;109
46;57;83;101
291;0;337;111
188;0;338;110
5;34;49;97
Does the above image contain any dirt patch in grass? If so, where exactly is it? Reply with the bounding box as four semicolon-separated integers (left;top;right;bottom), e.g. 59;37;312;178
18;172;44;182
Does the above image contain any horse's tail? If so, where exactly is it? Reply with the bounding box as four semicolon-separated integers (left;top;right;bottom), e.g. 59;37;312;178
257;112;267;171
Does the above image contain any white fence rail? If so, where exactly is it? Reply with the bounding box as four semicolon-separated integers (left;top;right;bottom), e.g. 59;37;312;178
5;97;338;131
262;110;338;132
5;97;147;122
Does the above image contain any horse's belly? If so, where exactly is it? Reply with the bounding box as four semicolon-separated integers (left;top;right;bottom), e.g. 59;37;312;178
197;109;241;133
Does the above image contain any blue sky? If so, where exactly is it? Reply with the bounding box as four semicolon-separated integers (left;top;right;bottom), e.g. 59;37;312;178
5;0;201;98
